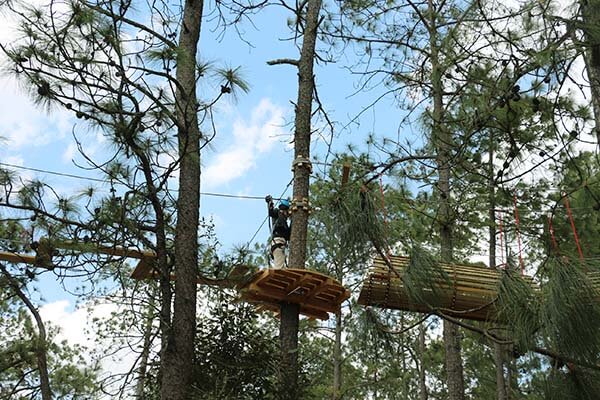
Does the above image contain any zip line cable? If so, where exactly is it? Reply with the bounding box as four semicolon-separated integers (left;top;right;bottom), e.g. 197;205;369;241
244;178;293;250
0;162;283;201
1;162;106;183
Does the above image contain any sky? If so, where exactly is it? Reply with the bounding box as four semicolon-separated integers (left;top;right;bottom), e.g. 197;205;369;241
0;0;400;373
1;0;595;387
0;1;397;256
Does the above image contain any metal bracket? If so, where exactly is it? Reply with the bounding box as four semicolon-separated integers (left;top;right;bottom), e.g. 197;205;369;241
291;155;313;174
291;197;312;214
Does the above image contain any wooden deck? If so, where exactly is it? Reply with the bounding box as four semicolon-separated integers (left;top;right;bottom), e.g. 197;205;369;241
358;255;536;322
238;268;351;320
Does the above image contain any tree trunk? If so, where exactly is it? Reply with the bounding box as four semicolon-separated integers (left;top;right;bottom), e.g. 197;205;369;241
0;264;52;400
279;302;301;400
333;311;342;400
160;0;204;398
493;343;508;400
136;294;156;400
418;323;428;400
278;1;322;399
488;132;508;400
427;0;464;396
581;0;600;143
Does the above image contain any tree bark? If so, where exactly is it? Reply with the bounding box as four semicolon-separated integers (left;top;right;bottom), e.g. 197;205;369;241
333;311;342;400
136;294;156;400
488;133;508;400
160;0;204;398
418;323;428;400
427;0;464;396
493;343;508;400
581;0;600;144
277;1;322;399
0;264;52;400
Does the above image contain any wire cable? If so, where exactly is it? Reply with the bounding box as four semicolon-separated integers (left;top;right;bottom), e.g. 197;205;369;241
243;178;293;250
0;162;282;201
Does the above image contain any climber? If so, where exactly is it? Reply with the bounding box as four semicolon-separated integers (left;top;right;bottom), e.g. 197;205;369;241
265;195;291;269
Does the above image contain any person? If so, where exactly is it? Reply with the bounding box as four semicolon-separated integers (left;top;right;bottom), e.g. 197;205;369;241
265;195;291;269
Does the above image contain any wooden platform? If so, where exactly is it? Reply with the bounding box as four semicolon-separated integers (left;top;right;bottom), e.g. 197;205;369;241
238;268;351;320
358;255;535;322
130;261;250;288
0;244;156;274
0;250;38;265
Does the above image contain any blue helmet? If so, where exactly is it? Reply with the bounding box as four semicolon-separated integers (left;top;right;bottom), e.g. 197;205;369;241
279;199;290;209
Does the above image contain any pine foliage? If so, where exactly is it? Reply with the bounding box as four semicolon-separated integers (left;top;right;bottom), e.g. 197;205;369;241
495;270;539;351
543;369;600;400
404;246;450;308
539;257;600;365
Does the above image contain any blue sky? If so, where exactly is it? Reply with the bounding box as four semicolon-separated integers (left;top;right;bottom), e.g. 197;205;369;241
2;0;596;381
0;2;401;306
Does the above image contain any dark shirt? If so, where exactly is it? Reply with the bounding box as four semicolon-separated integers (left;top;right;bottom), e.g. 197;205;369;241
269;207;291;240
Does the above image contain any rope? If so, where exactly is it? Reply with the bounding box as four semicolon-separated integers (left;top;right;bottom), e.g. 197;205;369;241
547;214;559;254
378;174;388;228
244;178;293;252
562;193;584;261
513;194;524;275
498;211;505;268
247;216;269;249
378;174;391;259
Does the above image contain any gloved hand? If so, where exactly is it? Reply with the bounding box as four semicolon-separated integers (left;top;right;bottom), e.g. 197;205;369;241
265;195;273;203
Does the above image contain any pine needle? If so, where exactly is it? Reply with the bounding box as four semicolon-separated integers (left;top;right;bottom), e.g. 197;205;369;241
540;257;600;364
544;369;600;400
403;246;450;307
495;270;539;351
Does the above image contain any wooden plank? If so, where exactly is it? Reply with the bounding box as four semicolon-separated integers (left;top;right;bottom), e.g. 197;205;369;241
57;241;156;259
130;258;154;280
0;251;37;265
240;290;338;314
341;162;351;186
303;277;336;301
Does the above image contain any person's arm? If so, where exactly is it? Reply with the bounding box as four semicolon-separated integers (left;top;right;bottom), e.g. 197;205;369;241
266;195;278;218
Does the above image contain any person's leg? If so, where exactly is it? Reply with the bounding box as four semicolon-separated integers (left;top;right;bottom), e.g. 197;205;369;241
271;237;286;269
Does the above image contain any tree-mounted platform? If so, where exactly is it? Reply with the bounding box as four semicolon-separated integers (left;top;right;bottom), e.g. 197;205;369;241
0;242;156;271
358;255;535;322
0;243;349;319
130;259;243;288
238;268;351;320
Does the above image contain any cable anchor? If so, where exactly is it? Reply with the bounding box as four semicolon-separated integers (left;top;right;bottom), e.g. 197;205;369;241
291;155;312;174
291;197;312;214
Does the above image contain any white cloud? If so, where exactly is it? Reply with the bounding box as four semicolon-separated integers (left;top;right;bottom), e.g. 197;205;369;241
62;143;77;163
0;77;72;150
39;300;117;349
203;98;287;188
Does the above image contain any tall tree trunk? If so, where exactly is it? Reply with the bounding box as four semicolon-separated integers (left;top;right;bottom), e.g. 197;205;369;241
0;264;52;400
333;310;343;400
493;343;508;400
427;0;464;397
489;133;508;400
418;323;428;400
160;0;204;398
278;1;322;399
136;294;156;400
581;0;600;143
